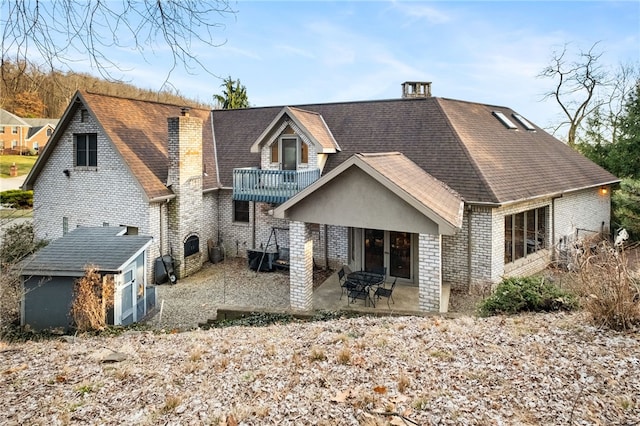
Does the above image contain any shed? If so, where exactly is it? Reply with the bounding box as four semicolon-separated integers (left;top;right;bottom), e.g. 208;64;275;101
20;227;154;331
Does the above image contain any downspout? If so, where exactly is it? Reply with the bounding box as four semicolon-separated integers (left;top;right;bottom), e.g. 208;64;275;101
324;224;329;269
467;205;473;291
551;195;562;262
252;202;256;249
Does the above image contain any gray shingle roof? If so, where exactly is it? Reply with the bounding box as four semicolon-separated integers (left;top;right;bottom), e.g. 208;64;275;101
211;97;618;204
20;227;152;277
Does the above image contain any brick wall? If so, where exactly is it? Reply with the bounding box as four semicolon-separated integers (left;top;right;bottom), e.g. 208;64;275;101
289;221;313;311
418;233;441;311
32;105;157;282
166;113;204;278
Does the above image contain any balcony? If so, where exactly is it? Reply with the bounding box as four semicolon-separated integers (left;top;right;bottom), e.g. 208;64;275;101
233;168;321;204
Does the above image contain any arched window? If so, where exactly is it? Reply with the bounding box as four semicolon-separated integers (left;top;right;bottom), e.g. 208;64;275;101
184;235;200;257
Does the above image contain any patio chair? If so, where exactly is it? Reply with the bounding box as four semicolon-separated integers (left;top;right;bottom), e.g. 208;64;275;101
349;283;375;307
338;267;357;300
374;277;397;309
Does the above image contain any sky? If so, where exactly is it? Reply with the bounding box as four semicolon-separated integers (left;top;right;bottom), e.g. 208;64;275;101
12;1;640;135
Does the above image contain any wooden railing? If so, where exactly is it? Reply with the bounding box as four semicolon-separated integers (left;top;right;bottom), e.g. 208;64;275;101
232;168;321;204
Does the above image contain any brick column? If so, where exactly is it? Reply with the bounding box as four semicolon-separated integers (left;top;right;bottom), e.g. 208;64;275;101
289;220;314;311
418;233;441;312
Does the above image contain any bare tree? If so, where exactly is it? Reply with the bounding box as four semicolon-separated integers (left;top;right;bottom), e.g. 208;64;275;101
540;42;608;147
1;0;236;83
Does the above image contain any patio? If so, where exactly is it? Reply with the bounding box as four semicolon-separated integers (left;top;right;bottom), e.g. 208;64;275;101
148;258;451;330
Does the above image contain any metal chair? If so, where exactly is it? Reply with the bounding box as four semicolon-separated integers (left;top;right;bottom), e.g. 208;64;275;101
338;267;357;300
349;283;375;307
374;277;397;308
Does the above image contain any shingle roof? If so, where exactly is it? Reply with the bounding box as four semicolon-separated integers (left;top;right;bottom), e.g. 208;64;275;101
0;109;29;126
211;97;618;204
24;91;217;200
79;91;216;199
356;152;463;229
19;227;152;276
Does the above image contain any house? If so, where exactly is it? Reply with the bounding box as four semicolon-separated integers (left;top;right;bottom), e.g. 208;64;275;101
0;108;58;154
23;82;619;313
20;226;153;331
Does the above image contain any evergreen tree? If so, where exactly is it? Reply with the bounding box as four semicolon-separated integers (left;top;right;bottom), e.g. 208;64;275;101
213;77;249;109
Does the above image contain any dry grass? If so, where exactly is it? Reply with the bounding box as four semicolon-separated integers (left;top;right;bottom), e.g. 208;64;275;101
564;239;640;330
71;267;115;332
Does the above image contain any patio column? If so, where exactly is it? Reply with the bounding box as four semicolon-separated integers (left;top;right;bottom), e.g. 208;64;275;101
289;220;314;311
418;233;441;312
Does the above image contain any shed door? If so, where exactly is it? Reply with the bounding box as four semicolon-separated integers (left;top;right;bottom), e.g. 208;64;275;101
119;265;136;325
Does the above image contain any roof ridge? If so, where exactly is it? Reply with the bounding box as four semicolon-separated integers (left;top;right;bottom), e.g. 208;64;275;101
81;90;211;112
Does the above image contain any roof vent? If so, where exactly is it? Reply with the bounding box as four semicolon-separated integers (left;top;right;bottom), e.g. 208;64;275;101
402;81;432;98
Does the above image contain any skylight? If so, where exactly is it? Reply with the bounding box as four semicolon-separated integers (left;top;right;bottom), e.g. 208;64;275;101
492;111;517;129
512;113;536;131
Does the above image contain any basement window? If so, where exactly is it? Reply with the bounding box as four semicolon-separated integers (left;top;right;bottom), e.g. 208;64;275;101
492;111;517;129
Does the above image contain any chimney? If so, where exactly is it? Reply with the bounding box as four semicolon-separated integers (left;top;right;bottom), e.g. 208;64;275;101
166;110;204;279
402;81;432;98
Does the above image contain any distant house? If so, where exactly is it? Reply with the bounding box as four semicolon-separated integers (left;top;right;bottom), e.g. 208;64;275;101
0;109;59;154
23;83;619;313
20;227;153;331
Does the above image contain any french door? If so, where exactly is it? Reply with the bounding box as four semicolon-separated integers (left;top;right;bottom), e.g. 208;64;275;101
363;229;413;281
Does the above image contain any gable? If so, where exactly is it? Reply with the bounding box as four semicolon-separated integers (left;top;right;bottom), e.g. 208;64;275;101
24;91;217;200
274;153;463;235
249;106;338;154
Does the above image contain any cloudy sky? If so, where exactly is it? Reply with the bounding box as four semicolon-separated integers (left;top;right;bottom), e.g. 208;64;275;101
13;1;640;135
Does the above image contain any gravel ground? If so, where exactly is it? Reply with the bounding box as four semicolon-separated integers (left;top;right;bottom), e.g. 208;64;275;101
1;312;639;425
147;258;292;331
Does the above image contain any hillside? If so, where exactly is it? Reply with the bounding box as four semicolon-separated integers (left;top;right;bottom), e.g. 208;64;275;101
1;312;638;425
0;60;212;119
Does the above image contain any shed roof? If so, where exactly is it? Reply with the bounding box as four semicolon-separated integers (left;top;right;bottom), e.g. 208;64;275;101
20;227;152;277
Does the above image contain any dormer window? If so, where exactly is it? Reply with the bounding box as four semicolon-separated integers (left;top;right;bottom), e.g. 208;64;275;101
270;136;308;169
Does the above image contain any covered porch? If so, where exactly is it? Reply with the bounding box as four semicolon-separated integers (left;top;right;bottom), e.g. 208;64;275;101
274;152;464;314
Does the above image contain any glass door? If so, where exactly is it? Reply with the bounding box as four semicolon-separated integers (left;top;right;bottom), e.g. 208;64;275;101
281;138;297;171
364;229;384;272
389;231;411;279
119;265;136;325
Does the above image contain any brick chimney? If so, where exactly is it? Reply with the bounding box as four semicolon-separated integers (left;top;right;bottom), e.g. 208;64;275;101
167;108;204;278
402;81;432;98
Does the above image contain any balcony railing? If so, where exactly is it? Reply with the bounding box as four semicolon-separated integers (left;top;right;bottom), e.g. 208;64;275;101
233;168;321;204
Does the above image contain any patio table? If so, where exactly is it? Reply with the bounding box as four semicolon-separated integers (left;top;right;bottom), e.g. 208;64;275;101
347;271;384;307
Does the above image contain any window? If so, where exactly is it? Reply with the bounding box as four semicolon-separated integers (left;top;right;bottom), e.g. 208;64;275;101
512;113;536;131
11;140;17;149
504;206;548;264
492;111;517;129
270;136;309;167
63;217;68;235
184;235;200;257
11;126;18;134
233;200;250;223
81;109;89;122
74;133;97;167
33;142;39;151
0;127;4;133
46;128;53;136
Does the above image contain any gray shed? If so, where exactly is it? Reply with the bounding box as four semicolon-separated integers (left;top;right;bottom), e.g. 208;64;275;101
20;227;154;331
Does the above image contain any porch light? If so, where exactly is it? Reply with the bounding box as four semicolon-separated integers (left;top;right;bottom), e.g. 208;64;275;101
599;186;608;196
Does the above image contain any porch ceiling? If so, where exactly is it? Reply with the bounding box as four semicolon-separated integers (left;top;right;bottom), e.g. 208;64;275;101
274;153;464;235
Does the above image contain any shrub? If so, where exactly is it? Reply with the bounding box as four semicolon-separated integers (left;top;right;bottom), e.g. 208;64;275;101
478;276;577;317
0;222;47;329
0;189;33;209
567;239;640;331
71;267;115;332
